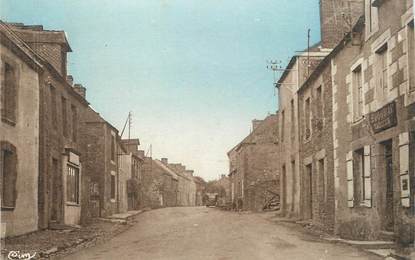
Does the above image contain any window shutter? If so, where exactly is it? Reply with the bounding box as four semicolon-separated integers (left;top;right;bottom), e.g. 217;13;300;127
363;145;372;207
346;151;354;207
399;133;410;207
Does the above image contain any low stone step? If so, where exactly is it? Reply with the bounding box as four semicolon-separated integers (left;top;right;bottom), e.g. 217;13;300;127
325;238;396;250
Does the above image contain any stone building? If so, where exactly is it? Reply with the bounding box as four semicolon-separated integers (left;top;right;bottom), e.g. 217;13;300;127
79;107;122;218
141;157;179;208
216;174;231;204
276;50;330;218
193;176;207;206
0;22;42;237
166;160;196;206
276;0;363;221
297;46;337;231
7;23;89;228
228;114;280;211
331;0;414;245
120;139;144;211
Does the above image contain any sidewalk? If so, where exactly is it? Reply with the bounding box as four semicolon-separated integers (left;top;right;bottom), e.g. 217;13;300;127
1;210;146;259
263;212;414;260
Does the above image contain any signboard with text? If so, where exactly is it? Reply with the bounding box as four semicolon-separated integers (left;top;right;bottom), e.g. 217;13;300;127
369;102;397;133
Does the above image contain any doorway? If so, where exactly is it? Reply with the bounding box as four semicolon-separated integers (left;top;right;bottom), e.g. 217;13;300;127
282;165;287;212
383;141;394;232
304;164;313;219
50;159;61;222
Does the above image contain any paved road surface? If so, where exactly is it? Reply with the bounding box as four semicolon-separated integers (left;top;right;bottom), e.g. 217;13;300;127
63;207;380;260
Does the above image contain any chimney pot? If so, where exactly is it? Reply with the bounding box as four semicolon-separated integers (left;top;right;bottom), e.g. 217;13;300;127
73;83;86;99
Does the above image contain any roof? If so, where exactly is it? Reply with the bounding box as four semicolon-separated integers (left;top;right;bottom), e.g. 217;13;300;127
83;106;119;133
276;46;330;87
1;21;89;107
298;16;365;93
153;160;179;180
227;113;278;156
8;23;72;52
0;21;44;72
120;139;140;146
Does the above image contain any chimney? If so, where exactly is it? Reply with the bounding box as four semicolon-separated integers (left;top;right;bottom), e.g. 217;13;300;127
252;119;263;130
137;150;145;158
319;0;364;48
8;24;72;77
66;75;74;86
161;158;168;165
73;84;86;99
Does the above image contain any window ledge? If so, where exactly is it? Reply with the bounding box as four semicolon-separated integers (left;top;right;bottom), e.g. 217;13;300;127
1;206;15;211
66;202;80;207
1;117;16;127
110;199;116;203
352;116;365;125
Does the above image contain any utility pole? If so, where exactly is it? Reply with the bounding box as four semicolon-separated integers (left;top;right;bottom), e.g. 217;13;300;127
120;111;133;140
307;28;311;77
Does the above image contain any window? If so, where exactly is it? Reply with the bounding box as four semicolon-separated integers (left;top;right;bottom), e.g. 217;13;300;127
111;135;116;162
318;159;326;201
376;44;388;99
61;97;68;137
352;65;363;120
67;165;79;204
354;149;365;205
290;99;295;141
1;63;17;125
1;141;17;209
50;85;57;129
305;97;311;139
71;105;77;142
291;160;296;212
365;0;379;38
281;110;285;142
110;173;116;199
316;86;323;119
408;21;415;92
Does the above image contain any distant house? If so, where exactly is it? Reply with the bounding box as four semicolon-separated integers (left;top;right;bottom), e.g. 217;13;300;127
166;160;196;206
141;157;179;208
193;176;207;206
119;139;145;211
79;107;122;218
228;115;280;211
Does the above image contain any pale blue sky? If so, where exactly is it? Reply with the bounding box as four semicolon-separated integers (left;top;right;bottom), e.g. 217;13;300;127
1;0;320;181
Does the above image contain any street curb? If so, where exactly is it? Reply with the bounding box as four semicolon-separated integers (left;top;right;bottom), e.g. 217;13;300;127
40;209;149;259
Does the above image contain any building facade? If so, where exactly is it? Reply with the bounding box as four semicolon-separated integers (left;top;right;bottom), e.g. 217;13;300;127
79;107;121;218
332;0;414;244
141;157;179;208
228;115;280;211
276;51;329;218
0;22;42;237
120;139;144;211
8;23;89;229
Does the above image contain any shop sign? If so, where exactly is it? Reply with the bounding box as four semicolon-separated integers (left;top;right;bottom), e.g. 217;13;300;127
369;102;397;133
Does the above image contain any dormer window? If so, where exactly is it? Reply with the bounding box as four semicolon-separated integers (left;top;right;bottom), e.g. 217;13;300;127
365;0;379;39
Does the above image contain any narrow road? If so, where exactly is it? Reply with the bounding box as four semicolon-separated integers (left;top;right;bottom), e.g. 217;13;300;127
63;207;380;260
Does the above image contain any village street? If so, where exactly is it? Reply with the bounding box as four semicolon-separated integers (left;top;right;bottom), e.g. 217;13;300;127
62;207;380;260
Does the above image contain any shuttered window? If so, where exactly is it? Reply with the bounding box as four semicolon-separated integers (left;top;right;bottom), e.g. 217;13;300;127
362;145;372;207
1;63;17;125
346;151;354;207
1;141;17;209
399;132;410;207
